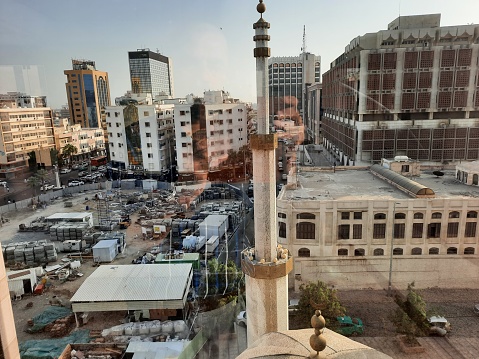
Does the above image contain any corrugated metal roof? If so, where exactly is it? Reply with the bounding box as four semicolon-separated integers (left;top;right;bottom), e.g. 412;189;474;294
370;164;435;197
71;264;192;303
46;212;92;220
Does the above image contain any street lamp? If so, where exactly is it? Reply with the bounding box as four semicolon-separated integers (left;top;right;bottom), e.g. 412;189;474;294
388;202;400;296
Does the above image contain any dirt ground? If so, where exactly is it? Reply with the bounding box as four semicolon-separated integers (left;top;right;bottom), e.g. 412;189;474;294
5;191;479;345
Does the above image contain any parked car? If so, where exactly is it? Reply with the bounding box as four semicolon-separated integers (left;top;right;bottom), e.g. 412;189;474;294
428;316;451;336
0;181;7;187
68;180;84;187
335;316;364;336
282;173;288;180
237;311;247;327
78;171;88;177
288;299;299;313
40;184;55;191
60;168;71;174
98;165;107;172
71;164;80;170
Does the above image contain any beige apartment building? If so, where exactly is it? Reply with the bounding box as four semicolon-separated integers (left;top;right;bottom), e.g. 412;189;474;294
53;120;105;162
0;107;55;178
277;164;479;291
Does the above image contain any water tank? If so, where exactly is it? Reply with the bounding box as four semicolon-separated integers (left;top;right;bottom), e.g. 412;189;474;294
394;156;409;162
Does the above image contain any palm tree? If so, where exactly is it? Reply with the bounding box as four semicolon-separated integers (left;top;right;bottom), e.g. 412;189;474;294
62;143;78;166
26;175;40;198
35;169;50;193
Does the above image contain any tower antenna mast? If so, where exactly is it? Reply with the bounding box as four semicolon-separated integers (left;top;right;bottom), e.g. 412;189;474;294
302;25;307;54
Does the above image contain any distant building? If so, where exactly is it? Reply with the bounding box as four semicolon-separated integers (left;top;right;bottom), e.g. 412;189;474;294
0;92;47;108
321;14;479;166
174;91;248;182
128;49;174;98
268;52;321;126
277;166;479;291
64;59;111;129
0;107;55;177
53;121;105;162
105;102;175;177
305;83;322;144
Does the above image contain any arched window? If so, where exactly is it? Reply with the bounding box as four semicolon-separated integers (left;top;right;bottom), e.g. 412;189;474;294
354;248;365;256
467;211;478;218
393;248;403;255
278;213;286;218
285;63;290;67
373;248;384;256
338;249;348;256
464;247;475;255
429;247;439;255
414;213;424;219
431;212;442;219
296;222;315;239
297;212;315;219
374;213;386;220
449;211;460;218
411;247;422;255
447;247;458;255
298;248;310;257
395;213;406;219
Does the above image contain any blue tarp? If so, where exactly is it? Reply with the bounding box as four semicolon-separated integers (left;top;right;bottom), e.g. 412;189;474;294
19;330;91;359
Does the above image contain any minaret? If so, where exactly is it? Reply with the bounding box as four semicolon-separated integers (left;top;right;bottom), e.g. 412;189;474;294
242;0;293;346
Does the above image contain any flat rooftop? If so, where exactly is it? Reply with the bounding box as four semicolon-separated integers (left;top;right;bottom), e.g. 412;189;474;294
280;168;479;201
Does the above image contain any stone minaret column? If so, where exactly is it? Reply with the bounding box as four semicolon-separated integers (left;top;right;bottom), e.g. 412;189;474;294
0;245;20;359
242;0;292;346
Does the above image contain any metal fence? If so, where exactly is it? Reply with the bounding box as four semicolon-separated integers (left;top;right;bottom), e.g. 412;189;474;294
0;181;112;215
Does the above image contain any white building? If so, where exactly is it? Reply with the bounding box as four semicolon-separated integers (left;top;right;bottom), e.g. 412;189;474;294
174;91;248;181
105;102;175;176
277;165;479;291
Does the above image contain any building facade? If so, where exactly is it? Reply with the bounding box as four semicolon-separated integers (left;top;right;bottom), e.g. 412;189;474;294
321;14;479;166
0;107;55;177
105;103;175;177
174;91;248;182
0;92;47;109
277;166;479;291
128;49;174;98
305;83;322;144
268;53;320;127
64;59;111;129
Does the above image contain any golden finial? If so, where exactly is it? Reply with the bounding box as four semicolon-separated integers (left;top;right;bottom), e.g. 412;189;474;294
257;0;266;16
309;310;327;358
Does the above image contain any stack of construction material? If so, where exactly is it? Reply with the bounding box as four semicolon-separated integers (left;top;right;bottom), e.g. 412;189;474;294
33;246;46;263
44;243;57;262
49;222;89;241
24;246;35;266
45;315;74;338
14;246;25;263
5;246;16;264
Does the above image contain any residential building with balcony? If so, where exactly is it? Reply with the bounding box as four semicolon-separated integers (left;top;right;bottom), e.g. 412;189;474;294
0;92;47;108
0;107;55;177
174;91;248;182
105;103;175;177
321;14;479;166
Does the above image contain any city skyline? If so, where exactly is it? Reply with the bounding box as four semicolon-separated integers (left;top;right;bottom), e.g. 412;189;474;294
1;0;478;108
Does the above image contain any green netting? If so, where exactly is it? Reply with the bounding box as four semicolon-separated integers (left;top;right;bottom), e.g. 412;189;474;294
27;306;72;333
19;330;91;359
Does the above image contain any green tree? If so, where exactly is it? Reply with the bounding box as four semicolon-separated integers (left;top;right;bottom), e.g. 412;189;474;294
27;151;37;170
296;281;346;328
62;143;78;165
26;175;40;198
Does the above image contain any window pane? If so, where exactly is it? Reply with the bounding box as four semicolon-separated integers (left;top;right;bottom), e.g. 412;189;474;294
353;224;362;239
373;223;386;239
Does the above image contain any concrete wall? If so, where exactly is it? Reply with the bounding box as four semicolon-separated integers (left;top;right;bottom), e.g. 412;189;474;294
294;255;479;291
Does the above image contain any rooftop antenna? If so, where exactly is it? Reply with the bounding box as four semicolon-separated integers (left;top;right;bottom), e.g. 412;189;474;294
301;25;307;54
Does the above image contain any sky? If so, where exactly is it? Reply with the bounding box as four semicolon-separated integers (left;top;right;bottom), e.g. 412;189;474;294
1;0;478;109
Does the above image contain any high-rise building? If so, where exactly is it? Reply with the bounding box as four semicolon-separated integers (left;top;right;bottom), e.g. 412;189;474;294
268;50;320;127
128;49;174;98
64;59;111;129
174;91;248;182
321;14;479;166
0;106;55;177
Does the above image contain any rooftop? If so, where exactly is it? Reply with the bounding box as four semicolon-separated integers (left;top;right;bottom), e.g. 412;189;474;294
280;167;479;202
70;264;192;303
